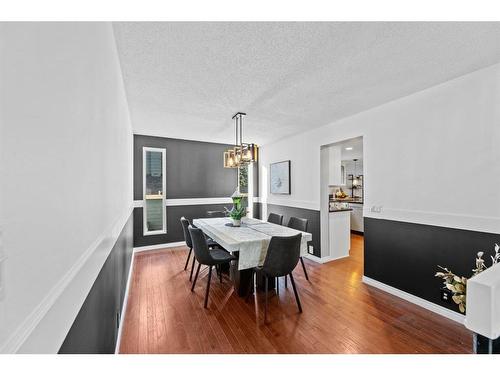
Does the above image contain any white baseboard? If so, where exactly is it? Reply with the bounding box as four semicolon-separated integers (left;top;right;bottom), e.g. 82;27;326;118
304;253;349;264
133;241;186;253
115;249;135;354
362;276;465;325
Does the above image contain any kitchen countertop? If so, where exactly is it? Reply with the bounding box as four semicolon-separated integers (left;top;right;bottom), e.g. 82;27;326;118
329;208;353;213
330;199;364;204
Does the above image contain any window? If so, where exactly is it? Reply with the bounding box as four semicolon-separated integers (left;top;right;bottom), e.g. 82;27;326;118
239;164;251;215
238;164;248;195
143;147;166;235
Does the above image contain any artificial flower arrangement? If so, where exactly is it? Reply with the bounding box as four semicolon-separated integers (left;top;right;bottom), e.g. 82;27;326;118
435;243;499;313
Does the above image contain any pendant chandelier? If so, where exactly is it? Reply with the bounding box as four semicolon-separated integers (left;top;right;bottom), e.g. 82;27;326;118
352;159;359;187
223;112;258;168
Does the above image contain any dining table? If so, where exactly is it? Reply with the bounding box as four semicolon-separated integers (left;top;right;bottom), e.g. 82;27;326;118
192;216;312;296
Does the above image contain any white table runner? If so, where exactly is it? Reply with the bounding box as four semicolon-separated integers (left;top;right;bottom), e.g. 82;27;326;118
192;217;312;270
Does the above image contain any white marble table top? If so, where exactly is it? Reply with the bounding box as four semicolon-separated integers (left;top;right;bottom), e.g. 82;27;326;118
192;217;312;270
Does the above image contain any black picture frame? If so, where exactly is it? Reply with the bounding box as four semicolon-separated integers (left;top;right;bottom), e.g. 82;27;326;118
270;160;291;195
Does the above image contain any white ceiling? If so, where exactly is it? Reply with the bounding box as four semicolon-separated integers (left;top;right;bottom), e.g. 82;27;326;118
113;22;500;145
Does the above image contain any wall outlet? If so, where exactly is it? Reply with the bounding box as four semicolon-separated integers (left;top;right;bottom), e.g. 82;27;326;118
308;245;314;255
370;205;383;213
440;287;453;304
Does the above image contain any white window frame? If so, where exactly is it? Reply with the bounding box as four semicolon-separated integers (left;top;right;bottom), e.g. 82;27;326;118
143;147;167;236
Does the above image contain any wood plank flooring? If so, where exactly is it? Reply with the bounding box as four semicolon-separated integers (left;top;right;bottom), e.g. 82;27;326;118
119;234;472;353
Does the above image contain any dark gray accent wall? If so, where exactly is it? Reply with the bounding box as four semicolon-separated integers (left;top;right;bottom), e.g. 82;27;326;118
134;135;237;200
364;217;500;314
264;203;321;257
133;135;239;247
59;213;133;353
134;204;230;247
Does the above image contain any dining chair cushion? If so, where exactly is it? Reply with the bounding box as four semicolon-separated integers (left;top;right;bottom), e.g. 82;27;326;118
209;248;236;263
261;233;302;277
189;225;235;265
267;213;284;226
287;217;308;232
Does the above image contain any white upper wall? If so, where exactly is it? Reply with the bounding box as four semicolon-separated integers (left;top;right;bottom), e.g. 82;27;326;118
259;63;500;234
0;23;133;352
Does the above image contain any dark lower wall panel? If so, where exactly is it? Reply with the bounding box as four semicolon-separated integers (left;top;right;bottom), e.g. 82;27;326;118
134;204;231;247
253;202;262;220
59;213;133;354
364;217;500;314
265;203;321;257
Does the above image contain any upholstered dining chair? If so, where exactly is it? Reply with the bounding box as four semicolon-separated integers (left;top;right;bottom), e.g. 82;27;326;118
180;217;221;281
267;212;284;225
188;225;236;308
246;234;303;322
287;217;310;281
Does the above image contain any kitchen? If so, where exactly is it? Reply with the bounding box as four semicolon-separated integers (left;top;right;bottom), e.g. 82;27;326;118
320;136;364;262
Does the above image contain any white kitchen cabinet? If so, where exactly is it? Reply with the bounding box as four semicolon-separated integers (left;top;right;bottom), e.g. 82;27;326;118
350;204;364;232
329;210;351;259
328;145;343;186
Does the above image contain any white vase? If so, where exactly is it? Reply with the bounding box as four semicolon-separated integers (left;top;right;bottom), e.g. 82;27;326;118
232;218;241;227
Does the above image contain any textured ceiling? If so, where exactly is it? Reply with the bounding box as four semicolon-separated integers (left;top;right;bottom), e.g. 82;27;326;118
113;22;500;145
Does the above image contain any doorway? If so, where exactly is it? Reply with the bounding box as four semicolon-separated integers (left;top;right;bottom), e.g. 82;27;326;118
319;136;364;263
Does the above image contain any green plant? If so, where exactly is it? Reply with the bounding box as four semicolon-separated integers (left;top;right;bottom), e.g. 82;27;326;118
225;205;246;220
224;192;247;220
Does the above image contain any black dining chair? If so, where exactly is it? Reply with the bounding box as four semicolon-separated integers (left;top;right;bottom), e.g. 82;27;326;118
180;217;221;281
188;225;236;308
267;212;283;225
287;217;310;281
246;234;303;322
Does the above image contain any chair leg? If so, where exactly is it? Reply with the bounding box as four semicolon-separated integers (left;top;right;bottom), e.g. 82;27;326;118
219;264;223;283
300;257;309;281
204;265;213;308
245;270;255;302
191;263;201;292
264;276;268;323
184;248;192;270
289;272;302;313
189;255;196;281
285;274;288;288
276;277;279;295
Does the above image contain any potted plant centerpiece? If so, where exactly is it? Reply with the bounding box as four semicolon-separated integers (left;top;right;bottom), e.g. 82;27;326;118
225;190;247;227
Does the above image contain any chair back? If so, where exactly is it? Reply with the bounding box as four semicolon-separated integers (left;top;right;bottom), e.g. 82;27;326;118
288;217;308;232
188;225;214;265
180;216;193;248
262;234;302;277
206;210;226;218
267;212;283;225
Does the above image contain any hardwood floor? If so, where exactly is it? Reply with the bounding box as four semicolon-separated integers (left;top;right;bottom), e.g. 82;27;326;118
119;234;472;354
